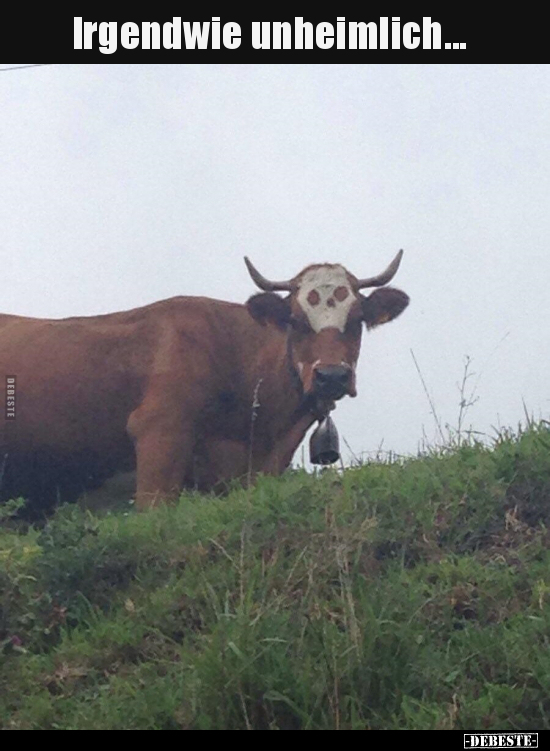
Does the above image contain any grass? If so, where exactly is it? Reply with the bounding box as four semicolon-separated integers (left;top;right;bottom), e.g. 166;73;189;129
1;423;550;729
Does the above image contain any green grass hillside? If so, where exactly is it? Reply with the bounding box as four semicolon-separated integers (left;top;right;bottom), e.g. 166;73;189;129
1;424;550;730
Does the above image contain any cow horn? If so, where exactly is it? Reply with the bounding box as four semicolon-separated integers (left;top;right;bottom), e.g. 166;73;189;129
244;257;292;292
356;250;404;289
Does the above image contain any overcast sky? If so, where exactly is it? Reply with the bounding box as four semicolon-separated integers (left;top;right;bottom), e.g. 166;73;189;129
1;64;548;463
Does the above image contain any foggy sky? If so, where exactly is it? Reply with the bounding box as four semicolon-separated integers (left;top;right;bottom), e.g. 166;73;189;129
1;63;549;462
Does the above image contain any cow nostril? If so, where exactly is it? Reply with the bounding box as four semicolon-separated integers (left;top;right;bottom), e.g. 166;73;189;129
315;369;330;384
314;365;351;391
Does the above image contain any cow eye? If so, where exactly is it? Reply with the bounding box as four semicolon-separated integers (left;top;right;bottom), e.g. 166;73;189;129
346;316;362;336
290;316;311;334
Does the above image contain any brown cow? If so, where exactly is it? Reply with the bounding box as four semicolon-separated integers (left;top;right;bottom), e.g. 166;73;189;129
0;253;409;514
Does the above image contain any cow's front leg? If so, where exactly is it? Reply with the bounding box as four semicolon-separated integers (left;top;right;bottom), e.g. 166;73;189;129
132;425;193;509
127;387;202;509
260;413;316;476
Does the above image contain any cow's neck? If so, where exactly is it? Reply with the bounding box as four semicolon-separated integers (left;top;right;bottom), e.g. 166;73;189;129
244;326;313;437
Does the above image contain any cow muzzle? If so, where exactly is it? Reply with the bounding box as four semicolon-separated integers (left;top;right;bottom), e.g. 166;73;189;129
313;364;353;401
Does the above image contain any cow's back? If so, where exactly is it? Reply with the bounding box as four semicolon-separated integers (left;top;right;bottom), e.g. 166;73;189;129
0;313;149;454
0;297;262;513
0;309;153;511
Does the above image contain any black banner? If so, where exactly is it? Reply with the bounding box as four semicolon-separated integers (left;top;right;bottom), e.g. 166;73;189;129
0;11;544;63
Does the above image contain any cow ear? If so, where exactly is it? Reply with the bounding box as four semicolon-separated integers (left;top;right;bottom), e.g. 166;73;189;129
361;287;410;329
247;292;291;329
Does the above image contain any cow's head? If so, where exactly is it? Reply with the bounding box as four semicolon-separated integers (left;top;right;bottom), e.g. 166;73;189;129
245;252;409;415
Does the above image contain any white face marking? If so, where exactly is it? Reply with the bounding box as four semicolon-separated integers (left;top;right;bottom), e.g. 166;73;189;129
296;266;355;333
